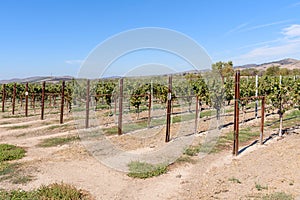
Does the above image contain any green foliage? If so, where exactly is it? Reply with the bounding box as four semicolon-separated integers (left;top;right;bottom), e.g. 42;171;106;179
127;161;167;179
0;144;26;162
240;68;259;76
93;80;116;109
38;135;80;147
206;61;234;120
129;81;168;117
185;73;210;106
258;75;298;135
291;78;300;109
265;65;280;76
224;77;234;105
212;61;234;81
0;183;92;200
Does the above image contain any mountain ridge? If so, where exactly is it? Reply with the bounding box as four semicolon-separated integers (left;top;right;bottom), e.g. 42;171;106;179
235;58;300;70
1;58;300;83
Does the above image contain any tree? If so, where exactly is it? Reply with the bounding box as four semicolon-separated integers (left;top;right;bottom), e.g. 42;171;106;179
212;61;234;83
210;61;233;120
265;65;280;76
240;68;259;76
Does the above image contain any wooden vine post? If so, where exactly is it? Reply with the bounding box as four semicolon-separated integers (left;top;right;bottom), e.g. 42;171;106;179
195;95;199;134
165;75;172;142
85;79;90;129
118;78;123;135
60;81;65;124
12;83;16;115
25;83;29;117
260;96;265;145
233;70;240;156
41;81;45;120
2;84;5;112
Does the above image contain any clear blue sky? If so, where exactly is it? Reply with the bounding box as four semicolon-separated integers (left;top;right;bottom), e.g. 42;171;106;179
1;0;300;79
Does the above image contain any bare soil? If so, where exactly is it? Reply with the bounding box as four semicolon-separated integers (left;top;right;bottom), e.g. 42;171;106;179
0;107;299;200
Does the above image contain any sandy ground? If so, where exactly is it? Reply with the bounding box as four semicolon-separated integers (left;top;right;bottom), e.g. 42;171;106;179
0;107;299;200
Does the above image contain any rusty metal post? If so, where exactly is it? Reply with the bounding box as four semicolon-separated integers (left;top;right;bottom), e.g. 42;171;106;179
260;96;265;145
166;75;172;142
85;80;90;128
233;70;240;156
147;93;152;128
195;95;199;134
60;81;65;124
118;78;123;135
2;84;5;112
25;83;28;117
41;81;45;120
12;83;16;115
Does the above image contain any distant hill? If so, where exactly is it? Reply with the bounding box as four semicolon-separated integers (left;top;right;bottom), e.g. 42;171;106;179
1;58;300;83
235;58;300;71
0;76;74;84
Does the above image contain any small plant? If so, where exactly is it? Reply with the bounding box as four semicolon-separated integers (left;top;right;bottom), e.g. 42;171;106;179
0;144;26;162
38;135;80;147
184;144;202;156
0;162;17;177
175;155;196;164
255;182;268;191
262;192;293;200
127;161;167;179
228;177;241;184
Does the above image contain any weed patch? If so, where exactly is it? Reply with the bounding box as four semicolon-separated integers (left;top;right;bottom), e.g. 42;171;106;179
0;144;26;162
0;183;93;199
127;161;167;179
38;135;80;147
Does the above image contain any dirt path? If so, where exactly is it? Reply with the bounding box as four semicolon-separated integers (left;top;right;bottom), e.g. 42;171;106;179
175;132;300;199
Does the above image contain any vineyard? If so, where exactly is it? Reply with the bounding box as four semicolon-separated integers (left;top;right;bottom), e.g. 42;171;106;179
0;67;300;199
1;71;299;138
